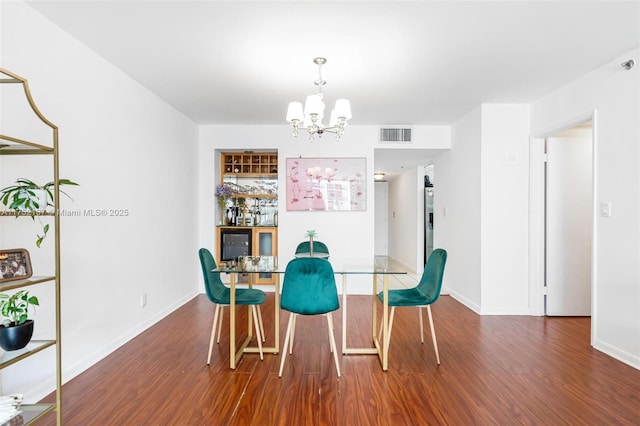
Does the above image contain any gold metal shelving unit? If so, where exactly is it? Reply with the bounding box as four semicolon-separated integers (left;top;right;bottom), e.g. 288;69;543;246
0;68;62;425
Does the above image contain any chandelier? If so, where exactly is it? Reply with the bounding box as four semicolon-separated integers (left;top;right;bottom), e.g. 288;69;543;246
286;57;352;142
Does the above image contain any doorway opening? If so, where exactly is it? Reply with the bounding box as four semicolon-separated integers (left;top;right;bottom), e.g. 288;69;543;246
544;121;593;316
424;164;434;266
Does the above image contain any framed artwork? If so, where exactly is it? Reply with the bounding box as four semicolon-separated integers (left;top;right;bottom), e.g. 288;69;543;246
286;157;366;211
0;249;33;283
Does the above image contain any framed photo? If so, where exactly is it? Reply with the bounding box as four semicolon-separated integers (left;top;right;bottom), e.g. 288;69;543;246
0;249;33;283
286;157;366;211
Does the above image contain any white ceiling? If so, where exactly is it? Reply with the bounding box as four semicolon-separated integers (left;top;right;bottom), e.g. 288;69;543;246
25;0;640;176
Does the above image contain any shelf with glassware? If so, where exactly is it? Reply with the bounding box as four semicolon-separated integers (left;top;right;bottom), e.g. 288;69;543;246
218;197;278;228
0;67;62;425
221;174;278;200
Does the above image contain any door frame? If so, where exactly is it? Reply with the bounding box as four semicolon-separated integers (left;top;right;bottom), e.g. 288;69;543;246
528;111;598;343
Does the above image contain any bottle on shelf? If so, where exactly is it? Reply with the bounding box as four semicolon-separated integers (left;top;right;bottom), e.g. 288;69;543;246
253;200;261;226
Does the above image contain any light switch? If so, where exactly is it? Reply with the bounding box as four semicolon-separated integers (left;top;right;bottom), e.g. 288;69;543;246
600;201;612;217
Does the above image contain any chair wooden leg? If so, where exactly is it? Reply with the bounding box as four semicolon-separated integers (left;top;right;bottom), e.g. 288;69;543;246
257;306;265;342
208;304;222;364
426;305;440;365
251;305;264;360
419;307;424;343
289;314;297;354
326;313;341;377
279;313;297;377
216;305;225;343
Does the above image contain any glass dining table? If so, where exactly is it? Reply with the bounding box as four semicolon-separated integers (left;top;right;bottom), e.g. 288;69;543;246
214;255;407;371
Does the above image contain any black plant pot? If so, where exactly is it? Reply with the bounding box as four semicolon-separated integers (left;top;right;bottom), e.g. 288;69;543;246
0;319;34;351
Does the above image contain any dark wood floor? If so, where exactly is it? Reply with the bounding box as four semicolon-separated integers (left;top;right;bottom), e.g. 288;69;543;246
40;294;640;425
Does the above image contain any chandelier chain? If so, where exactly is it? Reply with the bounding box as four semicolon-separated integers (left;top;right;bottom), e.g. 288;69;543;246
314;58;326;95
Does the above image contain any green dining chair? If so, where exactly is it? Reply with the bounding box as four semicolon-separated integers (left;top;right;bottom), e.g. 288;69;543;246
294;241;330;256
198;248;266;364
377;248;447;364
279;257;341;377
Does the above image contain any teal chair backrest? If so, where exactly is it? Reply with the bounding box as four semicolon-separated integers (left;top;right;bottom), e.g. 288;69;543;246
281;257;339;315
198;248;230;304
295;241;330;255
416;248;447;304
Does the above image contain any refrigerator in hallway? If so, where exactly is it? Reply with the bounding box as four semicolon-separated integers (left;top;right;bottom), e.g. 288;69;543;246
424;175;434;265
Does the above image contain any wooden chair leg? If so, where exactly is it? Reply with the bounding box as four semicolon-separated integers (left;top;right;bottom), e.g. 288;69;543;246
207;304;222;364
251;305;264;360
419;307;424;343
279;313;297;377
216;305;225;343
326;313;341;377
426;305;440;365
289;314;297;354
257;306;265;342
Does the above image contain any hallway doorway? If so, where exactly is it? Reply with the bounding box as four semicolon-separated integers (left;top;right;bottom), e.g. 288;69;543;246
544;123;593;316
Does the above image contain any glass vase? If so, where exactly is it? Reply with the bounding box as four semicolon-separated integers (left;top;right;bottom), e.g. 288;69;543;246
219;203;226;225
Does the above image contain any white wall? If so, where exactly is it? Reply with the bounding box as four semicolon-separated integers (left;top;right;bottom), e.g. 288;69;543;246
1;1;200;401
434;106;483;311
531;48;640;369
480;104;530;314
433;104;530;314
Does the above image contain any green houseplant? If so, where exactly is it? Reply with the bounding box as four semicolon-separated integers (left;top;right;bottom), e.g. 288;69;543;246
0;178;79;247
0;290;39;351
306;230;317;255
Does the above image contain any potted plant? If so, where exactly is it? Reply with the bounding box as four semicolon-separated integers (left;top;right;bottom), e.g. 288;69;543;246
0;178;79;247
306;230;317;255
0;290;39;351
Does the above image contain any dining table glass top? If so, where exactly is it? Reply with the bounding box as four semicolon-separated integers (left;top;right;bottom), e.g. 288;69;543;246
214;255;406;275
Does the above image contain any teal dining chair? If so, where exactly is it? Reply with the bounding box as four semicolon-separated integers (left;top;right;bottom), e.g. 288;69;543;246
198;248;266;364
278;257;341;377
377;248;447;364
294;241;330;256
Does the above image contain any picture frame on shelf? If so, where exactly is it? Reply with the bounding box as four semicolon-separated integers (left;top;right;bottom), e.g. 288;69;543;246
0;249;33;283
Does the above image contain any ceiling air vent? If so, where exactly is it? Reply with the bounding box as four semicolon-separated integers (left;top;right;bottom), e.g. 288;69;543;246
379;127;412;143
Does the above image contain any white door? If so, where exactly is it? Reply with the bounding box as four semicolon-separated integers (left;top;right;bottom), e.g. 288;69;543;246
374;182;388;256
545;130;592;316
